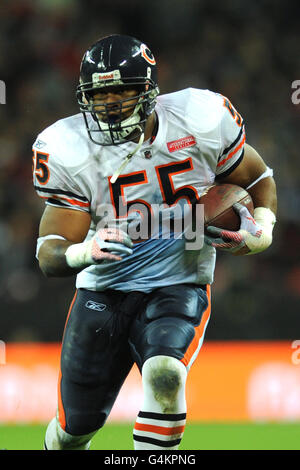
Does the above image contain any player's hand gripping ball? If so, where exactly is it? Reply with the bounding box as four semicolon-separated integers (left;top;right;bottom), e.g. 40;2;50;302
205;203;263;255
200;184;272;255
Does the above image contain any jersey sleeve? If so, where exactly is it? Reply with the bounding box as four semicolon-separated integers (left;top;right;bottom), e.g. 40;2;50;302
32;136;91;213
215;95;246;179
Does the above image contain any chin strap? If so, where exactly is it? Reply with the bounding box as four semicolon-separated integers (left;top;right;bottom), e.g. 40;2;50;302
111;129;145;183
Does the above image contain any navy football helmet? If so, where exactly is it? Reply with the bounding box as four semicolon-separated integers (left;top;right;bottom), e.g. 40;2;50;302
77;34;159;145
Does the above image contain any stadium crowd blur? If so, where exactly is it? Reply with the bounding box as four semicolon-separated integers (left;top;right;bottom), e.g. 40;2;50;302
0;0;299;342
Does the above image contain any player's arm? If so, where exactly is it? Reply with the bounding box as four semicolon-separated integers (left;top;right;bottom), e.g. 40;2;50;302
37;206;133;277
38;206;91;277
219;143;277;214
206;143;277;255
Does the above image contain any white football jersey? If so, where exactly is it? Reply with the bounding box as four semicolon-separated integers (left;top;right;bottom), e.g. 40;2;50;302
32;88;246;292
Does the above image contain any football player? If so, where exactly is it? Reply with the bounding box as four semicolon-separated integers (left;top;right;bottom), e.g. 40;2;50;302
32;34;277;450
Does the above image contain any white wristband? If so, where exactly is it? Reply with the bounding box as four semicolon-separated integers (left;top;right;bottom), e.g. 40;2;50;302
65;240;93;268
253;207;276;231
243;207;276;254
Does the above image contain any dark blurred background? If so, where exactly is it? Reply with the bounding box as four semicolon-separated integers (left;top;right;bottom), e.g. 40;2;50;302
0;0;299;342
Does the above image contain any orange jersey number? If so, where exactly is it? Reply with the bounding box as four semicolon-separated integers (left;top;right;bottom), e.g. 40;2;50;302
33;150;50;185
222;97;242;127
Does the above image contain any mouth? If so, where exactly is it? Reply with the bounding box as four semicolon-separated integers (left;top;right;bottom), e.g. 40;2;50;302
97;105;135;125
100;111;125;125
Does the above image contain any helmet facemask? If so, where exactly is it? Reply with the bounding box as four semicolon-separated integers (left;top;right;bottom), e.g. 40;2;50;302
77;76;159;146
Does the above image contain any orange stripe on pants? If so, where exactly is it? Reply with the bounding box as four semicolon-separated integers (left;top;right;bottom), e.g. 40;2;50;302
180;285;211;369
57;290;78;431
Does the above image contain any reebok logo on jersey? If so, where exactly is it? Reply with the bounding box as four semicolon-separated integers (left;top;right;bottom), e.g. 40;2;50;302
167;135;196;153
85;300;107;312
33;139;47;149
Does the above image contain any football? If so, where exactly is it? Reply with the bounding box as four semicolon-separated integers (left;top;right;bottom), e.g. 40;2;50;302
199;183;254;232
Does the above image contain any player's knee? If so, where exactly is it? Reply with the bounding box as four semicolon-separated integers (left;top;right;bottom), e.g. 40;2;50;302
44;416;97;450
65;411;107;436
142;355;187;412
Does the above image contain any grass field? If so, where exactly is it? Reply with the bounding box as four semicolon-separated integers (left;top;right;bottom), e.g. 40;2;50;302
0;422;300;450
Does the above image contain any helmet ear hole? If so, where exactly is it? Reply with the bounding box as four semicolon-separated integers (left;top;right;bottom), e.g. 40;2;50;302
83;90;97;102
82;93;89;105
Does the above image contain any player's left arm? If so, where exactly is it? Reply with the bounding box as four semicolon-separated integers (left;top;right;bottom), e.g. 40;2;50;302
219;143;277;213
207;143;277;255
